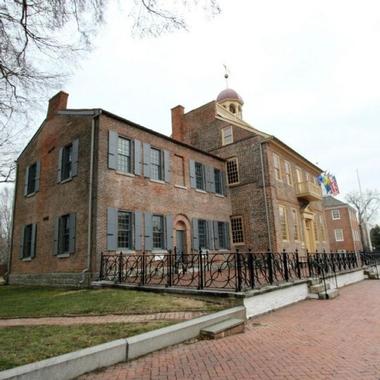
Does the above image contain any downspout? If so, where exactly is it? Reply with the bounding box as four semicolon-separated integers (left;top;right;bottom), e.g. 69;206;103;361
79;111;99;285
6;163;18;282
259;142;273;251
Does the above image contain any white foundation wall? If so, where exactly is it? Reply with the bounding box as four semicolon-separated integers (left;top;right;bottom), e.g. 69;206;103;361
244;283;309;319
325;269;365;290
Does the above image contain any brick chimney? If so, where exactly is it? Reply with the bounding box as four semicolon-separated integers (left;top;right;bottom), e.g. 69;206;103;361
171;105;185;142
47;91;69;120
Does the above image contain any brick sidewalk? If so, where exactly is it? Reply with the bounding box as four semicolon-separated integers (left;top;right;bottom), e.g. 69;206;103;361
0;312;204;327
80;280;380;380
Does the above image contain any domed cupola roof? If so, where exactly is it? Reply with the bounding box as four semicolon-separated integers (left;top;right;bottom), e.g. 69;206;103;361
216;88;244;105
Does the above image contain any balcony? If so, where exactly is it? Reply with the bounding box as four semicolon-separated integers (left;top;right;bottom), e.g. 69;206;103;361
295;181;322;202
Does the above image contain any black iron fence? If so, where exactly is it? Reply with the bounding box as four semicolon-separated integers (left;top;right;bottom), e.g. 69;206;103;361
99;249;372;292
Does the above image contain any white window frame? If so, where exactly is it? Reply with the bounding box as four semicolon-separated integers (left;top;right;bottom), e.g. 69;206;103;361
222;126;233;146
334;229;344;242
284;161;293;186
331;209;341;220
226;157;239;185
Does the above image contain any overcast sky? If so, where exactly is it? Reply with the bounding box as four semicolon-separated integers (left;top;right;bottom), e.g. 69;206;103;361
36;0;380;221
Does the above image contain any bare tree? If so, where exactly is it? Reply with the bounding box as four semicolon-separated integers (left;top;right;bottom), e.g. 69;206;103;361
0;0;221;183
346;189;380;251
0;187;13;266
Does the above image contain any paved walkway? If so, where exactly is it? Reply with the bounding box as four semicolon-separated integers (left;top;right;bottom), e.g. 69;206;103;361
81;280;380;380
0;312;205;327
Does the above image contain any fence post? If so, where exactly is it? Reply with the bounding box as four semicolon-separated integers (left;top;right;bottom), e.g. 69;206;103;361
118;251;123;283
267;249;274;284
198;250;204;290
248;249;255;289
167;250;173;287
236;250;242;292
282;249;289;282
141;251;146;286
295;249;301;279
99;252;104;280
307;250;312;277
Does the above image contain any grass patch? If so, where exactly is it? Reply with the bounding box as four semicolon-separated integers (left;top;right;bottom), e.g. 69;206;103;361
0;321;172;371
0;286;230;318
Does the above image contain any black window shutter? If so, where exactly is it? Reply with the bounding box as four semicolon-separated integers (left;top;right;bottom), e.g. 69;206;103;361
53;218;59;255
24;166;29;196
57;148;63;183
134;140;142;175
134;211;142;250
189;160;196;188
143;143;151;178
191;218;199;251
35;161;41;192
144;212;153;251
108;131;118;170
165;214;173;250
19;225;25;259
31;224;37;258
71;139;79;177
107;208;118;251
69;214;76;253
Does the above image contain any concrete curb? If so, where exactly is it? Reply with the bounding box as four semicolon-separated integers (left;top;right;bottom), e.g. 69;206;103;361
0;306;245;380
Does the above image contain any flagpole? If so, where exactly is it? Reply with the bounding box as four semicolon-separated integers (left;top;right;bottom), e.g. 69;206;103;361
356;169;372;251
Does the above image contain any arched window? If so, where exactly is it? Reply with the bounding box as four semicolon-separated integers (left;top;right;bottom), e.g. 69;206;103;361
229;104;236;113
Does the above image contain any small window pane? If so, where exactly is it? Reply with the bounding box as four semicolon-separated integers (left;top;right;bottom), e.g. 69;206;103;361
152;215;164;249
58;215;70;254
331;209;341;220
226;158;239;185
27;163;37;194
151;148;162;181
117;137;131;173
279;206;288;240
195;162;205;190
218;222;227;249
23;224;33;258
61;144;73;181
214;169;222;194
231;217;244;244
335;229;344;242
198;219;207;249
118;211;132;249
222;126;233;145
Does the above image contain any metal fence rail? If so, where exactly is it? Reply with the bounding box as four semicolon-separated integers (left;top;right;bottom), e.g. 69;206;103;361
99;249;366;292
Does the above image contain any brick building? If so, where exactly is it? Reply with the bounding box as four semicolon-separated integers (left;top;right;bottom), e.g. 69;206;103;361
9;87;330;286
172;88;330;254
9;92;232;286
323;196;363;252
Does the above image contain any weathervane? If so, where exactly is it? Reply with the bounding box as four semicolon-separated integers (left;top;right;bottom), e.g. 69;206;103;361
223;64;230;88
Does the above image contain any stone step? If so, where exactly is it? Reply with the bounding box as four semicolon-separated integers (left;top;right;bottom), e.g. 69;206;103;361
309;282;330;294
308;278;320;286
368;273;379;280
200;318;245;340
318;288;339;300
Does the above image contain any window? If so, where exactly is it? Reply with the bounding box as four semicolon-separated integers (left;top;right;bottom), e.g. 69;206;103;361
61;143;73;181
335;229;344;242
152;215;164;249
150;148;163;181
222;126;233;145
284;161;293;186
229;104;236;114
22;224;36;259
226;157;239;185
214;168;222;195
231;216;244;244
291;209;299;241
118;211;132;249
273;154;282;181
198;219;208;249
26;163;37;194
218;222;228;249
319;215;326;241
331;209;341;220
58;214;70;254
279;206;288;240
195;162;205;190
295;168;303;183
117;137;132;173
174;155;185;186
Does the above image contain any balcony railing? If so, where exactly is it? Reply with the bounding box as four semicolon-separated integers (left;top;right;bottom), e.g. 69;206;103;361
295;181;322;201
